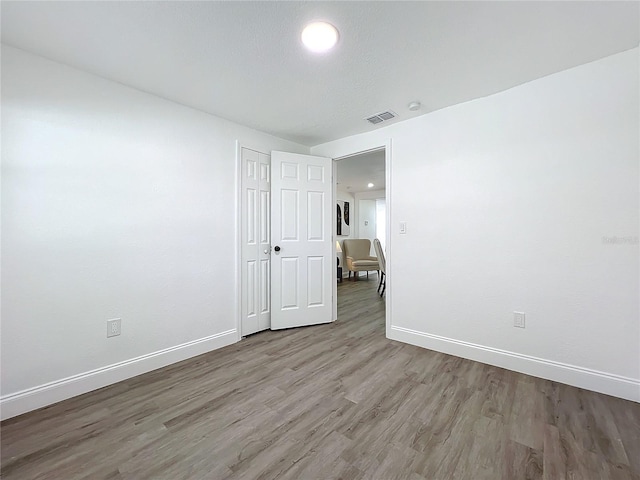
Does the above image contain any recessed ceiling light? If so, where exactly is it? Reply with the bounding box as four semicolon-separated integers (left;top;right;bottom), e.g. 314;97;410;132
302;22;339;53
367;183;374;188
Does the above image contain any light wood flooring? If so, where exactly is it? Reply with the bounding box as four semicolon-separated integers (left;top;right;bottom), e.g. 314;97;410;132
2;275;639;479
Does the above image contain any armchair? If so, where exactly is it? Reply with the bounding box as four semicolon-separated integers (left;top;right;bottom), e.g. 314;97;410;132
342;239;379;280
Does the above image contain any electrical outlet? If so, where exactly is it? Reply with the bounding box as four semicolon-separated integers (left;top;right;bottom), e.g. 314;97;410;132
107;318;121;337
513;312;525;329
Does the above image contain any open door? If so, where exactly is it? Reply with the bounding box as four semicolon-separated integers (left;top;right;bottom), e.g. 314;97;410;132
270;151;333;330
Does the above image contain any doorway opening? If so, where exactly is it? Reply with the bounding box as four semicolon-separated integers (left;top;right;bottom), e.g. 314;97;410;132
333;147;389;335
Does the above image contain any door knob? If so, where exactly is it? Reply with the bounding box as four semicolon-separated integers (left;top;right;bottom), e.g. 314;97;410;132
274;246;281;252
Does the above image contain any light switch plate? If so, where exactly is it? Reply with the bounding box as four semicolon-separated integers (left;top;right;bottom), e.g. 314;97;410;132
399;222;407;234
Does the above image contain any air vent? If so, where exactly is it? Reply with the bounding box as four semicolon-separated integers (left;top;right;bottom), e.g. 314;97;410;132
365;111;397;125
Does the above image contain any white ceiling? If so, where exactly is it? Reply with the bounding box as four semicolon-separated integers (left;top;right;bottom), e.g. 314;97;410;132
336;150;385;194
2;2;638;146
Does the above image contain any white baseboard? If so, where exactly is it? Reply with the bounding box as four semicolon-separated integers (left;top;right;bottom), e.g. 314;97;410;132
0;329;237;420
388;325;640;403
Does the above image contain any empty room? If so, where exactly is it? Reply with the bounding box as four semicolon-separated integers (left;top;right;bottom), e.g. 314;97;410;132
1;1;639;479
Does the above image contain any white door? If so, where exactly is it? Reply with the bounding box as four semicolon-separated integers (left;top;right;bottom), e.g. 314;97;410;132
270;151;333;330
240;148;271;336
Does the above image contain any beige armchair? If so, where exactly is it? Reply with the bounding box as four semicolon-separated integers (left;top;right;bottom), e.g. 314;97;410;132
342;239;379;280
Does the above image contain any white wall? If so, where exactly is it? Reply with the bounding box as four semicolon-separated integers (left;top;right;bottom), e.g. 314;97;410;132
358;199;377;249
353;189;386;253
312;48;640;401
0;46;308;418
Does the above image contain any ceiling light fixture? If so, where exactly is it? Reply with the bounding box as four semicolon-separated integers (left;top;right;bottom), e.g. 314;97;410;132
302;21;339;53
367;183;374;188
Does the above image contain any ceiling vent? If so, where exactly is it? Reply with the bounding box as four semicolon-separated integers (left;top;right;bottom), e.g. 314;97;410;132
366;111;397;125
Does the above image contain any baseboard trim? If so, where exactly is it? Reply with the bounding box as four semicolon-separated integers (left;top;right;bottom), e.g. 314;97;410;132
0;329;237;420
388;325;640;403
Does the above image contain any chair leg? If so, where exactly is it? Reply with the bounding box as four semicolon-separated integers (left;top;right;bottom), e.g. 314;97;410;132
377;272;383;292
380;278;386;296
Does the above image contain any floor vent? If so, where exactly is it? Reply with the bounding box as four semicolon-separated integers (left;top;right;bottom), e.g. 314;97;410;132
366;111;397;125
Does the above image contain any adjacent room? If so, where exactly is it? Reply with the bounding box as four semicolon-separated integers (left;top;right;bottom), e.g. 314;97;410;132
1;1;638;479
336;148;386;280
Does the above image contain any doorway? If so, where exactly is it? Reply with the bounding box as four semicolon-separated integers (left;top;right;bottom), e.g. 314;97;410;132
334;148;388;328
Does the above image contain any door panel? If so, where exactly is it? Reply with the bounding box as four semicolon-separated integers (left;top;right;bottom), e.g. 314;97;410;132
281;190;299;240
307;256;325;307
241;148;271;336
260;191;269;244
271;151;333;330
307;192;324;240
281;257;299;309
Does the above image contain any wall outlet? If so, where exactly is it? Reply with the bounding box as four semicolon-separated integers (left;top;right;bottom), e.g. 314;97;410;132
107;318;121;337
513;312;525;328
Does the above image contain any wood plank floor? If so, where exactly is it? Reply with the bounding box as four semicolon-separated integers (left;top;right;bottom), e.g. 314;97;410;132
2;275;639;479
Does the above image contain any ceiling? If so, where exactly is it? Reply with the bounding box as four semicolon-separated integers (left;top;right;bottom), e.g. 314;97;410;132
336;150;385;194
2;2;638;147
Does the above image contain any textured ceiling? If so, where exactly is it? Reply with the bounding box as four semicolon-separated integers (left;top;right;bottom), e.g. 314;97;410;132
2;1;638;146
336;150;386;194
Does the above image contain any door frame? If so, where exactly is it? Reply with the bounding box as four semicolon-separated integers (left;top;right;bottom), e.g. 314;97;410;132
331;140;392;337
